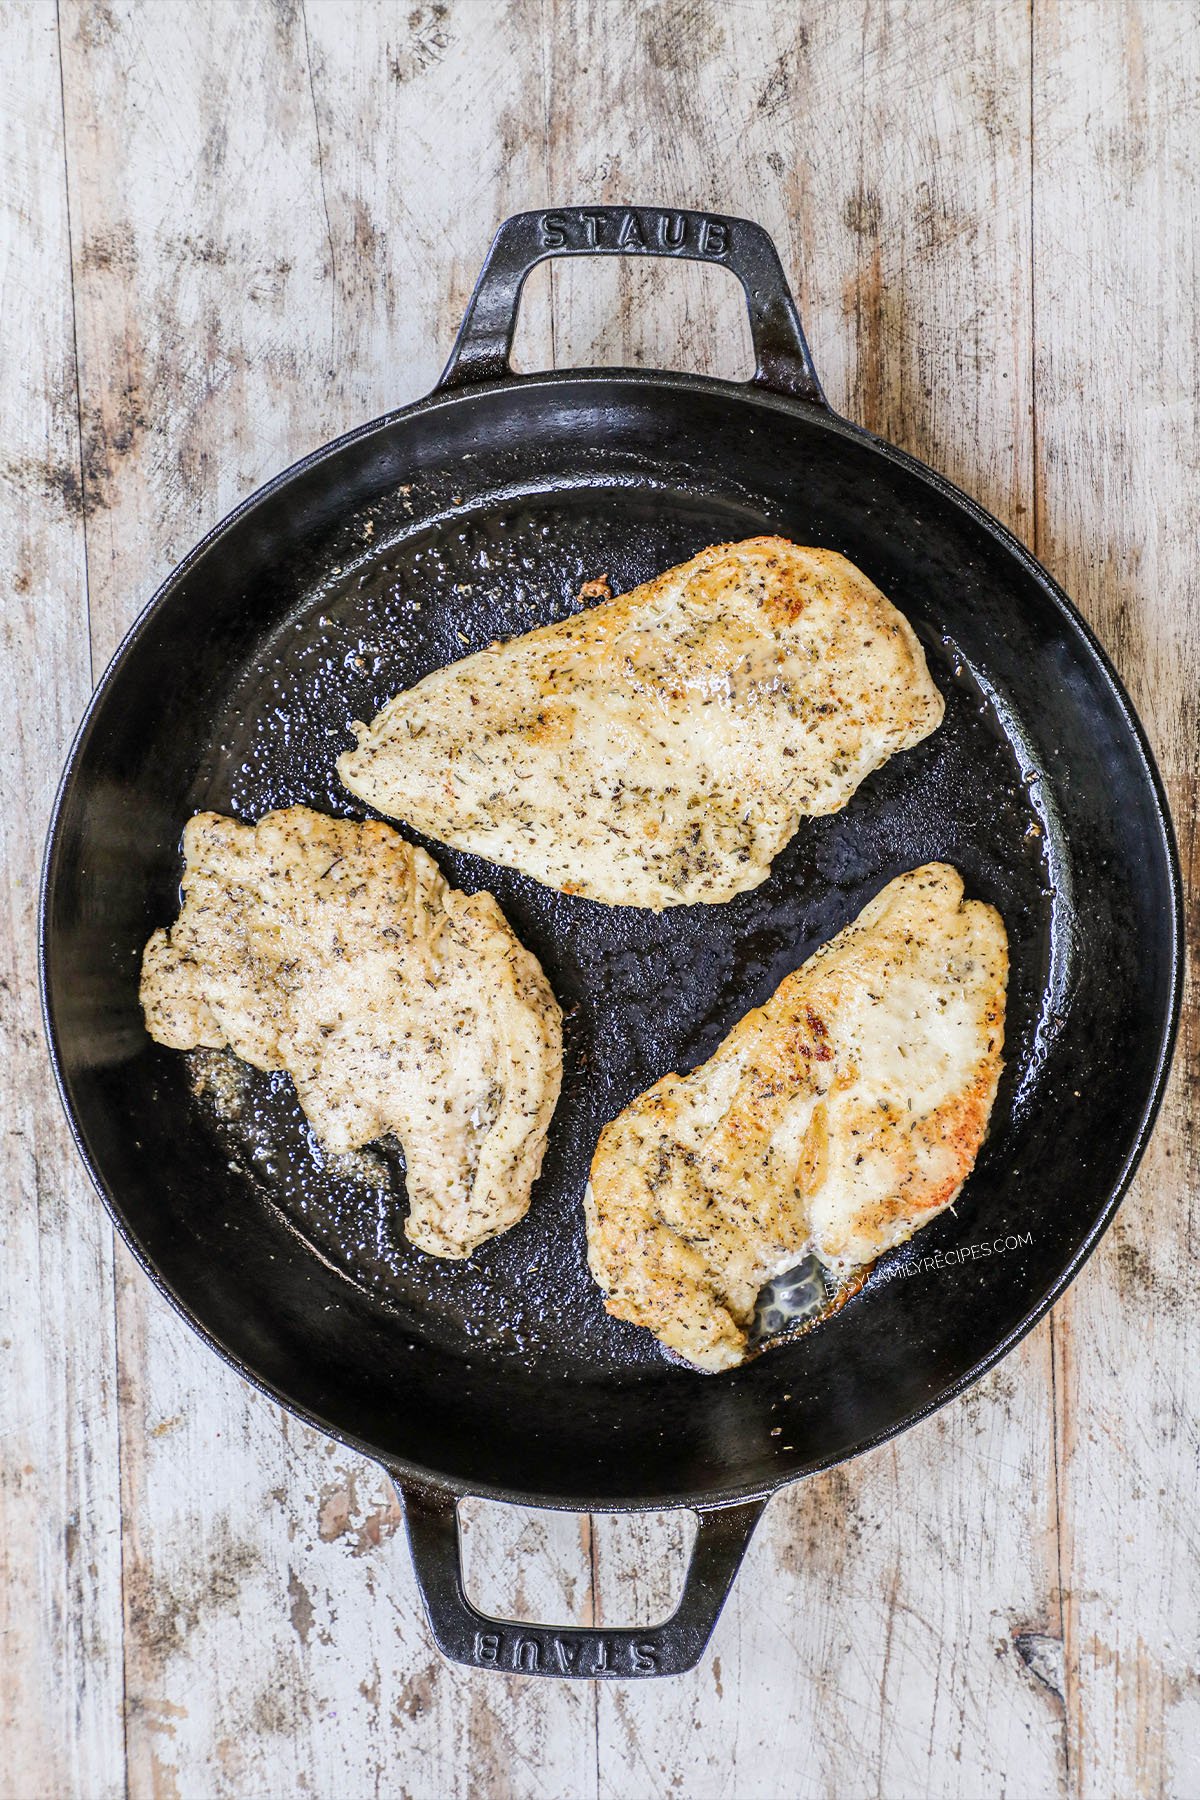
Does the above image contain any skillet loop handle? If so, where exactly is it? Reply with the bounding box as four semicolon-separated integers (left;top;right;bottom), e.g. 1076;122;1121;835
396;1481;766;1679
437;206;826;405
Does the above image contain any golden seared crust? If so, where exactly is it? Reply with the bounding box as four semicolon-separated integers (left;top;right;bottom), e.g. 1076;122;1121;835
139;806;562;1259
585;865;1007;1370
337;538;945;909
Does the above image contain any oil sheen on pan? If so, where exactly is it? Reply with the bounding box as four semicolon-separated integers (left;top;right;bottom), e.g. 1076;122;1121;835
164;487;1064;1381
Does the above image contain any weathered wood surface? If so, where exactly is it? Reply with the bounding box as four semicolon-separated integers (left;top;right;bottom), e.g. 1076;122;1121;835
1;1;1196;1795
0;8;124;1798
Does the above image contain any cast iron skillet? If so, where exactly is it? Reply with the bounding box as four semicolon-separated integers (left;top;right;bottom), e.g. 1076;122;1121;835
42;208;1182;1679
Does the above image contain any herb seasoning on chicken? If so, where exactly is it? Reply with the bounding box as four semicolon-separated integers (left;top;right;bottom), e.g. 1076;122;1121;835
585;866;1007;1370
139;806;562;1259
337;538;944;909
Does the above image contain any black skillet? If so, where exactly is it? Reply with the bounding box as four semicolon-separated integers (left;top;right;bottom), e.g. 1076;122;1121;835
42;208;1182;1679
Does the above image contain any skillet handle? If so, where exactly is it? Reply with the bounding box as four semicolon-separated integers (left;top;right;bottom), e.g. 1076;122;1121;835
437;206;826;405
394;1480;766;1679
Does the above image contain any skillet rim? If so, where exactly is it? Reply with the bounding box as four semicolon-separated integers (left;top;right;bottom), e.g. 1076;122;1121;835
39;365;1185;1512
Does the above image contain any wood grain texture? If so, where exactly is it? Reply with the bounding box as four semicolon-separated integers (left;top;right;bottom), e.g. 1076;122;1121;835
542;10;1065;1795
1033;4;1200;1794
2;0;1196;1794
56;3;593;1795
0;7;125;1798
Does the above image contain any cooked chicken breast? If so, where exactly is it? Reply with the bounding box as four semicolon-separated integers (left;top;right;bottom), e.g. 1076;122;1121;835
585;865;1007;1370
337;538;944;909
140;806;562;1259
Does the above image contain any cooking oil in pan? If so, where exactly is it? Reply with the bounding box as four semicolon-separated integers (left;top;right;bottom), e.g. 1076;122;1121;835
176;492;1067;1378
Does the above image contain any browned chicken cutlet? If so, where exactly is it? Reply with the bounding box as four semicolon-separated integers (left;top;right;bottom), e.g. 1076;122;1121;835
139;806;562;1259
585;865;1007;1369
337;538;944;909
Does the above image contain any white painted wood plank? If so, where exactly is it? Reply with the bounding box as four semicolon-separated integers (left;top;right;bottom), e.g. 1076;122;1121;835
0;6;125;1797
535;4;1066;1793
11;1;1195;1795
1033;5;1200;1795
58;2;594;1794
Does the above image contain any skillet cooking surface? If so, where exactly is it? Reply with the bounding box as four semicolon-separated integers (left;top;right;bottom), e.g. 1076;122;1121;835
44;361;1179;1508
192;487;1056;1376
